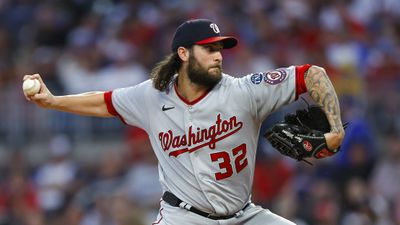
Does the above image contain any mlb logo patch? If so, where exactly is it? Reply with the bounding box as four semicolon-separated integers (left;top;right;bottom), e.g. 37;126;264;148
250;73;264;85
264;69;287;85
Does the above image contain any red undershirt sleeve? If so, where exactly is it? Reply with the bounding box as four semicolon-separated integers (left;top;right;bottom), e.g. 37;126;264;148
104;91;127;124
295;64;312;99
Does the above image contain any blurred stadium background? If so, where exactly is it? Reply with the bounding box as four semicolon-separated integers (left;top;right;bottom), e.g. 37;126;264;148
0;0;399;224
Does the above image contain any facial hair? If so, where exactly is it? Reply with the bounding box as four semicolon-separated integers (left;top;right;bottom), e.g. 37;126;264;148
187;54;222;89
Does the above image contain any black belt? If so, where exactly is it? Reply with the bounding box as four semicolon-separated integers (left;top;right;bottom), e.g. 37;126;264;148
162;191;250;220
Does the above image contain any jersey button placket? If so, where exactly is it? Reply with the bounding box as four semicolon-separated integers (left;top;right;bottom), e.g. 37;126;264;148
184;106;192;127
187;105;193;121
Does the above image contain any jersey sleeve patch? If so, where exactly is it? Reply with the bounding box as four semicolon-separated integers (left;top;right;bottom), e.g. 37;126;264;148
250;73;264;84
264;69;287;85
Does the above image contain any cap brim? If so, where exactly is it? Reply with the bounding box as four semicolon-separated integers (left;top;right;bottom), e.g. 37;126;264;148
195;36;238;49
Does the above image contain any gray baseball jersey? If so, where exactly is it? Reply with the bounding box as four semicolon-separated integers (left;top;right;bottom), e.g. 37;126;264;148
104;65;309;217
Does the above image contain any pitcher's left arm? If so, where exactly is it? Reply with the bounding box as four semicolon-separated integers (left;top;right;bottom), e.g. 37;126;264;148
304;65;345;150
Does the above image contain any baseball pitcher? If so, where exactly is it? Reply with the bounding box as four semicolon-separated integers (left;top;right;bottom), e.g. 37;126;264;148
23;19;345;225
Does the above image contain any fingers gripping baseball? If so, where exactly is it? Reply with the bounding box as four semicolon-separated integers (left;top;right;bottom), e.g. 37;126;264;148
22;74;55;108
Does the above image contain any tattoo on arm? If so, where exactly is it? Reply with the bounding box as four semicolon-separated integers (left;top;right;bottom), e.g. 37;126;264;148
304;66;344;134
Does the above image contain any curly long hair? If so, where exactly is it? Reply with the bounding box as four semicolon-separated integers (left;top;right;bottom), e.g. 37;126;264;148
150;53;182;91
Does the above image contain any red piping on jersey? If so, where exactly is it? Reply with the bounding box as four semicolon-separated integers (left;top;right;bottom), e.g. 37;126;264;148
295;64;311;99
152;208;164;225
104;91;127;124
174;82;210;105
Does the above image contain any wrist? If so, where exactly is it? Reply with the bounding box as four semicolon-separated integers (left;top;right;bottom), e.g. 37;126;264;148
324;131;345;150
47;95;59;109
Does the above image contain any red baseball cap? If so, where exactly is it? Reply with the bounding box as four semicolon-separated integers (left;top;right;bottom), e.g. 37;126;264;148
171;19;238;52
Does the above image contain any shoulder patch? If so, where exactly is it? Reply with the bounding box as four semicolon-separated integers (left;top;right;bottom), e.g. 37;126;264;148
264;69;287;85
250;73;264;85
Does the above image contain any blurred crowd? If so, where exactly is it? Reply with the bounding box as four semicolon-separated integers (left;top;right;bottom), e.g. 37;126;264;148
0;0;400;224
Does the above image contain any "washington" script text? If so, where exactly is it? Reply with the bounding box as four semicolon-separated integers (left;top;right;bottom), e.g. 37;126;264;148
158;114;243;157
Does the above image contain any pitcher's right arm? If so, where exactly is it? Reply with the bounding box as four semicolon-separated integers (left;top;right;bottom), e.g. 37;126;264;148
23;74;113;118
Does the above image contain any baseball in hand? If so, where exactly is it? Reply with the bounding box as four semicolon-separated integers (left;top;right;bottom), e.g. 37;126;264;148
23;78;41;96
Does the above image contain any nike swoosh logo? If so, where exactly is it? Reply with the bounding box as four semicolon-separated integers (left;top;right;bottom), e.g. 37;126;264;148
162;105;175;111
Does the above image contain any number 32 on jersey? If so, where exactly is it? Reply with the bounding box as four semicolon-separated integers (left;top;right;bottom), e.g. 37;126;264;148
210;143;248;180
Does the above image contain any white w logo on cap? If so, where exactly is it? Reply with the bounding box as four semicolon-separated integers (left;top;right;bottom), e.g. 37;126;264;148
210;23;220;34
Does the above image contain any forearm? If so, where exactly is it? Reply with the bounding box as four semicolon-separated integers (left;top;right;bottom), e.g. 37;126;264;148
50;92;113;118
24;74;114;118
304;66;345;147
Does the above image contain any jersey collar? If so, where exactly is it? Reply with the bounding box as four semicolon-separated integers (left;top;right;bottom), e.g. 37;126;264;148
174;80;211;106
